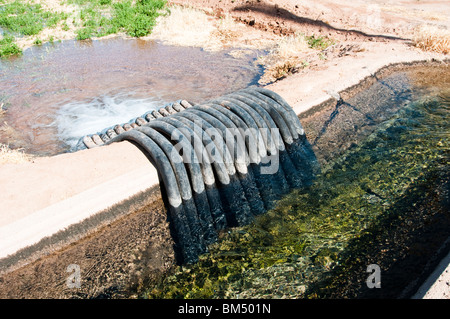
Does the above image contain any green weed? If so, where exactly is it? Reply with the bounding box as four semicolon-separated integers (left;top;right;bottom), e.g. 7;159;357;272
306;34;334;50
33;37;43;45
0;0;70;57
0;0;167;54
74;0;167;40
0;1;67;36
0;34;21;57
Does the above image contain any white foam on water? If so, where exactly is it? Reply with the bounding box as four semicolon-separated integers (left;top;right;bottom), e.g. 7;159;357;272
55;94;165;149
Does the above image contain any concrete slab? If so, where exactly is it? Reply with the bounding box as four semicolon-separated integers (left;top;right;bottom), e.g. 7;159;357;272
412;246;450;299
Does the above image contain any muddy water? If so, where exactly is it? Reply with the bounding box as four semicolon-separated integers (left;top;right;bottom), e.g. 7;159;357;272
0;37;264;155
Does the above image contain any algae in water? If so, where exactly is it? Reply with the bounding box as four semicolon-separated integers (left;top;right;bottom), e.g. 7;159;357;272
144;92;449;299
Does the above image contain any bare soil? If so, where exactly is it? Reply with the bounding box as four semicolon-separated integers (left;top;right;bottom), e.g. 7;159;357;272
171;0;449;40
0;190;175;299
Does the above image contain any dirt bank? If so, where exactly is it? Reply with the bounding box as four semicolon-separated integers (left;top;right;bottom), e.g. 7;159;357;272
0;189;175;299
171;0;450;40
168;0;448;109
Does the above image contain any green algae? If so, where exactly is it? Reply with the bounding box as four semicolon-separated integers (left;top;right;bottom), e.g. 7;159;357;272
143;91;449;299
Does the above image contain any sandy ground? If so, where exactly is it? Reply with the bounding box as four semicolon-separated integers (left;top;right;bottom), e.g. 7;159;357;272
413;248;450;299
0;0;449;298
170;0;450;39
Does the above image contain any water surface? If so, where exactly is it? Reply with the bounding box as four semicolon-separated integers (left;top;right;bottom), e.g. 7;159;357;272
0;37;263;155
144;65;450;299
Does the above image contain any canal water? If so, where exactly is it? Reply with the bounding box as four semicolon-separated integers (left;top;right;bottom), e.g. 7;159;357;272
144;64;450;299
0;37;264;155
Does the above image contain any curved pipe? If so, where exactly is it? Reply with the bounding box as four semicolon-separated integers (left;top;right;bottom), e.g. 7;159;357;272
187;106;265;217
172;102;184;112
157;118;215;186
233;90;293;145
241;88;299;141
208;101;266;161
205;102;262;164
146;120;218;245
173;111;254;226
136;117;147;125
151;110;163;118
252;87;305;136
188;107;250;175
219;93;293;194
146;121;204;195
211;97;284;208
114;124;125;135
224;92;301;190
180;100;194;109
105;130;198;264
212;97;271;157
165;104;178;115
159;116;228;231
158;108;171;117
237;90;310;180
80;87;317;264
101;133;111;144
135;126;207;257
225;92;285;152
172;111;235;177
145;113;156;121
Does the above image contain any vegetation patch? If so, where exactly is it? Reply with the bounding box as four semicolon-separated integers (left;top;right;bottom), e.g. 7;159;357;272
0;0;69;57
71;0;167;40
0;0;167;57
306;34;335;50
0;34;21;57
257;33;335;85
413;24;450;55
0;0;68;36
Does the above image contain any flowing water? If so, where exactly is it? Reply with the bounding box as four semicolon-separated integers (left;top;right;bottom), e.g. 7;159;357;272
144;65;450;299
0;37;264;155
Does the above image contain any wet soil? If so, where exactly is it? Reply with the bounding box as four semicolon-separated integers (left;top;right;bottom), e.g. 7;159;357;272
0;188;175;299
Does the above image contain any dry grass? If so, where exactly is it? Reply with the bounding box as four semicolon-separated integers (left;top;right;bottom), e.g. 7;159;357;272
413;25;450;55
148;5;217;48
381;5;447;22
0;143;33;165
0;113;33;165
210;14;245;49
148;5;274;51
0;121;17;137
257;33;311;84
